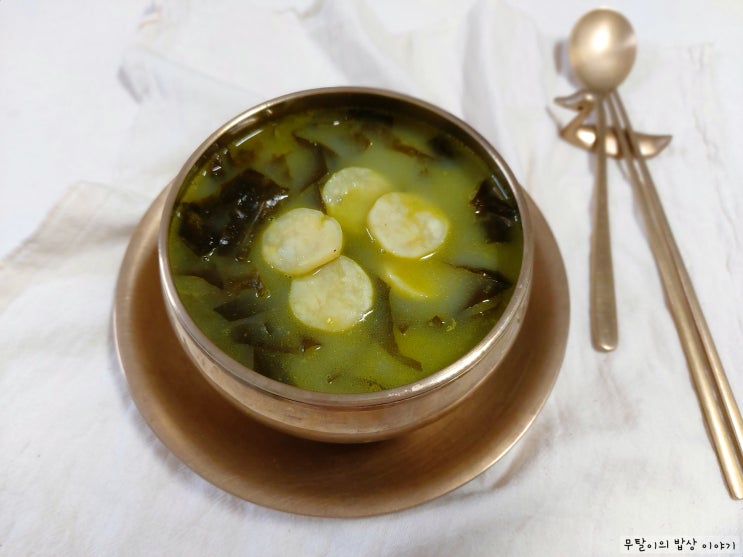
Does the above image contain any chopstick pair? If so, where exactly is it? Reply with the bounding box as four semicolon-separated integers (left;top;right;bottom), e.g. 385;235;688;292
606;91;743;499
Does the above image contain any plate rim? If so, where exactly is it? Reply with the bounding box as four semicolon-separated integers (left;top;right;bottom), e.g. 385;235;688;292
112;188;570;517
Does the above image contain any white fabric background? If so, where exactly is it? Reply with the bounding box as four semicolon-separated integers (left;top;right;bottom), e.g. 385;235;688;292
1;1;742;555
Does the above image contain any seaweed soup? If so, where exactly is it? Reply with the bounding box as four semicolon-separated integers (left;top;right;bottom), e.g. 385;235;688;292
168;104;523;394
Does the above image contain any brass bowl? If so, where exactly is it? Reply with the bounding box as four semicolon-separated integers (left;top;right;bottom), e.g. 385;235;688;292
157;87;534;443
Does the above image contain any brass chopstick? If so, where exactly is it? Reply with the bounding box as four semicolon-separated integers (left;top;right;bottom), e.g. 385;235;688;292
607;91;743;499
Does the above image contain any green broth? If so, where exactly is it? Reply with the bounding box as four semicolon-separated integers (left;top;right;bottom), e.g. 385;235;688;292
168;106;523;394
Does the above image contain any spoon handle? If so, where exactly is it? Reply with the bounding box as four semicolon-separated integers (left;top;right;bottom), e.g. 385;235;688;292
608;91;743;499
590;98;619;351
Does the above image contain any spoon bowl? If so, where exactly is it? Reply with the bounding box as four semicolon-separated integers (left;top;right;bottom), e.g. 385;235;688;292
568;8;637;95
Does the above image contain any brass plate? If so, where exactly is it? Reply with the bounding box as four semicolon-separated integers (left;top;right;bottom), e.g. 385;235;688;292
113;189;569;517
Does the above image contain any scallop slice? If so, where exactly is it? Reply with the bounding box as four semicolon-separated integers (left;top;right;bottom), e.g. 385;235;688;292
321;167;393;233
289;256;373;332
367;192;449;258
379;256;446;300
261;208;343;276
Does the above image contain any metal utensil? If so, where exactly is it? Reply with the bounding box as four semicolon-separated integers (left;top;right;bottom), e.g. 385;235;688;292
576;8;743;499
555;90;671;160
568;9;636;351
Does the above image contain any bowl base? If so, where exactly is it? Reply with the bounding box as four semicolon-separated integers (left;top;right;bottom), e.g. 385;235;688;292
113;188;569;517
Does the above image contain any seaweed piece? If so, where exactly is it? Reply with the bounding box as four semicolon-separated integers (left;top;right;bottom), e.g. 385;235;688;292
218;214;246;252
214;289;269;321
231;144;259;168
208;147;234;178
428;315;456;330
292;133;339;174
458;266;513;317
220;168;289;258
176;168;289;258
345;108;395;127
253;348;289;382
303;148;330;190
427;134;458;158
294;120;371;165
219;168;285;207
371;125;433;163
222;270;266;296
359;377;385;392
430;315;445;327
350;130;373;151
301;337;322;352
192;144;235;178
391;140;434;162
370;279;423;371
324;372;385;392
295;180;325;212
470;178;519;243
177;202;224;257
215;298;258;321
194;141;224;171
287;137;329;193
232;318;320;355
185;263;224;290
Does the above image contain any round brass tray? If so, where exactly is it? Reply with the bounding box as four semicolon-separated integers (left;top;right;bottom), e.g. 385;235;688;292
113;189;569;518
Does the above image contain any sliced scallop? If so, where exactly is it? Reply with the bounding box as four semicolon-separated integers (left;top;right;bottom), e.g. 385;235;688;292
367;192;449;258
289;256;373;332
261;208;343;276
321;166;392;232
379;256;445;300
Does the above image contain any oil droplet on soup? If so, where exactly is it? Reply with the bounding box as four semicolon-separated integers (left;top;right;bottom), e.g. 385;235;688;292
168;106;523;394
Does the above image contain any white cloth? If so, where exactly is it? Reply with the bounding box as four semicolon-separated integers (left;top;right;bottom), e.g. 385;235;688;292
1;1;742;555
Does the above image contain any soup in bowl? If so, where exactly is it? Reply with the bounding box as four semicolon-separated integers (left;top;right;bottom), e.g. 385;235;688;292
158;87;533;442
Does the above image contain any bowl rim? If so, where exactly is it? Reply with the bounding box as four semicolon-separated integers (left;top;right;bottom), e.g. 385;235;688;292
157;86;534;409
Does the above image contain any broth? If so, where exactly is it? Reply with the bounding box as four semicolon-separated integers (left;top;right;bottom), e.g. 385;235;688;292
168;105;523;394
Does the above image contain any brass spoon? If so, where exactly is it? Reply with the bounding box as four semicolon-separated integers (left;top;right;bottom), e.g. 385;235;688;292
571;8;743;498
568;9;636;352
